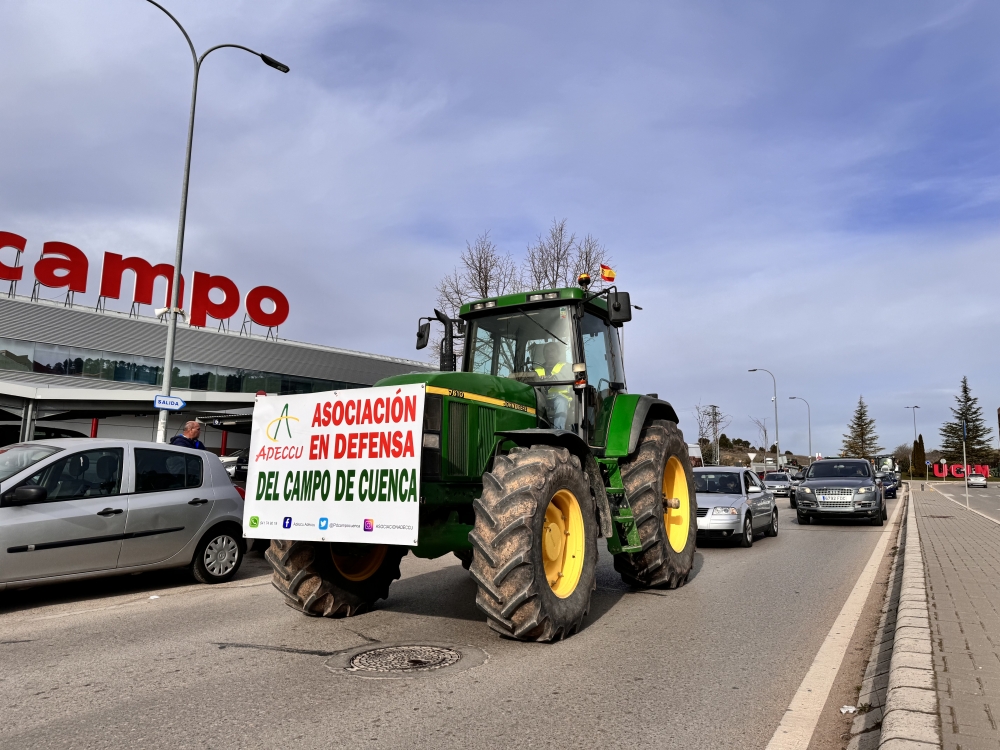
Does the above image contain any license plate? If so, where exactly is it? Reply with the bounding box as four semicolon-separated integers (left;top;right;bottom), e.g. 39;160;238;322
819;495;845;502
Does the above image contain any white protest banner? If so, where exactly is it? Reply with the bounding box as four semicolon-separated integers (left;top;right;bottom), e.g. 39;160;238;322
242;384;424;546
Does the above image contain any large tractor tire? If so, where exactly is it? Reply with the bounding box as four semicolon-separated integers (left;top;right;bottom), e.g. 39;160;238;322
267;540;406;617
614;420;697;588
469;445;598;642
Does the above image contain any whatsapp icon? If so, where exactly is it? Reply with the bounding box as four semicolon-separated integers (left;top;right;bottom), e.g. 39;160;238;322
248;516;260;528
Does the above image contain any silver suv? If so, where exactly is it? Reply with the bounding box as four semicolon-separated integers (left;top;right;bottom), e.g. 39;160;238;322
0;439;246;591
795;458;886;526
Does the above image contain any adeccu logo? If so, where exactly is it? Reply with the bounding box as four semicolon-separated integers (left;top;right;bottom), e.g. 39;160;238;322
364;519;374;532
318;517;329;531
283;516;292;529
267;403;299;442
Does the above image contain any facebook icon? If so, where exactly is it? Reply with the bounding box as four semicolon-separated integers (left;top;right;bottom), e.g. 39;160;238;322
318;517;329;531
282;517;292;529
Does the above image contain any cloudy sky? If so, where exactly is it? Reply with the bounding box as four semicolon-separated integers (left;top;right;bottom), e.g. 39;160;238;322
2;0;998;457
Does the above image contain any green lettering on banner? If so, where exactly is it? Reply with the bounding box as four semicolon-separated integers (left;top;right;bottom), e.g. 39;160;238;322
291;471;301;501
283;471;293;500
335;470;346;501
255;473;266;500
378;469;387;501
346;469;356;501
301;470;313;501
407;469;417;502
320;470;331;500
357;469;366;501
388;469;398;502
313;471;322;500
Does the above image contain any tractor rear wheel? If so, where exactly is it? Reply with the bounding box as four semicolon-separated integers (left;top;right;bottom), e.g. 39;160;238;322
266;540;405;617
614;420;696;588
469;445;598;642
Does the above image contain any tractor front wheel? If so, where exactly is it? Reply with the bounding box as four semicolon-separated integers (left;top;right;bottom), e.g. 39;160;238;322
614;420;697;588
267;540;406;617
469;445;598;642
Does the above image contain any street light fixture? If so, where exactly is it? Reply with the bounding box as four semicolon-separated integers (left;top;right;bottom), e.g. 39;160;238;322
749;369;779;468
905;405;920;477
789;396;812;464
145;0;289;443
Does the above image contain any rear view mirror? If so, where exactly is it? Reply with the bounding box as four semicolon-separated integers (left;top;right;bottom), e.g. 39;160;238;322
607;291;632;324
747;485;762;494
415;321;430;350
1;485;47;507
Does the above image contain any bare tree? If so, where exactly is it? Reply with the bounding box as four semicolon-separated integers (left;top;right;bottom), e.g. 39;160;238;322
573;234;615;290
749;416;769;459
522;218;577;290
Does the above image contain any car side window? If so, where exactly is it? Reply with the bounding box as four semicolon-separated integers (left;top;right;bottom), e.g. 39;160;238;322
743;472;756;492
135;449;203;493
19;448;124;502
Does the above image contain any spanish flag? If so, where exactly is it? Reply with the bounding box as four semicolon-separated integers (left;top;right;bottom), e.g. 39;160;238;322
600;264;616;282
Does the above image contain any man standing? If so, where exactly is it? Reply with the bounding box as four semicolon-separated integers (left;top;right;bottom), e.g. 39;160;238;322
170;420;205;449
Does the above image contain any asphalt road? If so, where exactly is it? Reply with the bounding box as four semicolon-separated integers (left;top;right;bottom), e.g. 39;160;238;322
0;495;898;750
929;481;1000;522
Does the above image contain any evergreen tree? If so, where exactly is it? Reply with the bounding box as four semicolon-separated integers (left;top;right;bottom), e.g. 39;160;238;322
912;434;926;476
842;396;883;458
939;377;993;464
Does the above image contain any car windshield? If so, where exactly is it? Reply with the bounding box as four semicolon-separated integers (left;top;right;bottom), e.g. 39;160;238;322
807;461;871;478
695;473;742;494
764;473;787;481
465;305;575;384
0;443;63;483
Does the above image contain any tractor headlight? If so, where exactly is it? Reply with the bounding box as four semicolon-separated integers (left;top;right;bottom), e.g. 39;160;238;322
422;433;440;450
712;507;739;515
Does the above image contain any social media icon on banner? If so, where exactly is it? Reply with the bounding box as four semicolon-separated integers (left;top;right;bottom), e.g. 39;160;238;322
283;516;292;529
364;519;374;532
318;517;329;530
248;516;259;528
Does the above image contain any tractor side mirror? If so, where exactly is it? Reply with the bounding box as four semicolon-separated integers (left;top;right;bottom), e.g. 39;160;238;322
415;321;430;350
607;291;632;324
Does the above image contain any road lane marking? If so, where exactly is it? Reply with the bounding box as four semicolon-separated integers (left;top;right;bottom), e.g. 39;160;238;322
765;495;904;750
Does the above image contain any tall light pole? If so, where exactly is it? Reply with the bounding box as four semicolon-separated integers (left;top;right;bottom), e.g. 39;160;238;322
749;369;779;467
789;396;812;464
146;0;289;443
905;405;920;477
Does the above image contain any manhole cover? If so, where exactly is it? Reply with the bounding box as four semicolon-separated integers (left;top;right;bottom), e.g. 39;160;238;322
349;645;460;673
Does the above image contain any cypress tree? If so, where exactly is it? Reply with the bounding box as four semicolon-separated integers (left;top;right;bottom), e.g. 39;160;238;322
912;435;926;476
939;377;993;465
842;396;883;458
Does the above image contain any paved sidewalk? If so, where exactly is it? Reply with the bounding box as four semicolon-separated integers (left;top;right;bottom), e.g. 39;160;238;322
912;486;1000;749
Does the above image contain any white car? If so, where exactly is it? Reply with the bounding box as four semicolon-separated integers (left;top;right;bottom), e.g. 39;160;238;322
966;471;988;489
0;439;246;591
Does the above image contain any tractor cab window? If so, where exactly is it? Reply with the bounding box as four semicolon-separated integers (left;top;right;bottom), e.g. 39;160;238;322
580;313;624;392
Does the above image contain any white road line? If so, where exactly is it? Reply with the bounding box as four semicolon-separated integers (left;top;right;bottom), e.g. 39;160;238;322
765;496;904;750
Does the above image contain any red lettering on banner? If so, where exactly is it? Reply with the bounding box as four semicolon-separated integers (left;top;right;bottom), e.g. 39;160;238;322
334;433;346;459
374;398;384;424
379;432;390;458
390;397;403;423
332;401;344;426
99;253;184;308
403;431;414;457
311;404;323;428
0;232;26;282
245;285;289;328
322;402;332;427
189;271;240;327
358;432;369;456
345;400;356;425
391;431;403;457
309;434;320;460
361;399;372;425
34;242;88;292
404;396;416;423
347;433;358;459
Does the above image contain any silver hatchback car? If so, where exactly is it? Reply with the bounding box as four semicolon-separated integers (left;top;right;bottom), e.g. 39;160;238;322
0;439;246;591
695;466;778;547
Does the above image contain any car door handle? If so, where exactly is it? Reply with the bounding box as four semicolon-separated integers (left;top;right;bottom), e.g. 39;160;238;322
97;508;124;517
188;498;209;506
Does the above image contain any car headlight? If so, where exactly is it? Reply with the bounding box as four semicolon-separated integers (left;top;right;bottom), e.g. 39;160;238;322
712;507;739;515
857;486;873;494
799;487;812;494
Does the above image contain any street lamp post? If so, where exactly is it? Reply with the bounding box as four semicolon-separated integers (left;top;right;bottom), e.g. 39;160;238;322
749;369;779;468
904;405;920;478
789;396;812;464
146;0;289;443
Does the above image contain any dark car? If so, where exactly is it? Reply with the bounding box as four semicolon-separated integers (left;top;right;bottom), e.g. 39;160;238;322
877;471;898;499
795;458;887;526
789;470;806;508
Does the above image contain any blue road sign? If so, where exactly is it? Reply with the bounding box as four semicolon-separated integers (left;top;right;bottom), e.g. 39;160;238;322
925;460;932;466
154;394;187;411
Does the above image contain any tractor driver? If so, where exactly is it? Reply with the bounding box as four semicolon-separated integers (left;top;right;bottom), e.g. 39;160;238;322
534;341;573;430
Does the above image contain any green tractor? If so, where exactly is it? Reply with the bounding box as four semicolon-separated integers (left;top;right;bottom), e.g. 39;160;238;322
267;279;697;642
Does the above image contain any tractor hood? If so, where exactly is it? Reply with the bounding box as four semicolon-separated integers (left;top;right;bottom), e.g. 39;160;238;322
375;371;537;413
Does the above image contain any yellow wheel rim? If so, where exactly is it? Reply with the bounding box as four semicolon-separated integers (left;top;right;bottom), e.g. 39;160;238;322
330;544;387;582
542;489;585;598
663;456;691;553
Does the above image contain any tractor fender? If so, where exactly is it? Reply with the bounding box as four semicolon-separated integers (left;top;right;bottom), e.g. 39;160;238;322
494;429;613;538
627;396;681;455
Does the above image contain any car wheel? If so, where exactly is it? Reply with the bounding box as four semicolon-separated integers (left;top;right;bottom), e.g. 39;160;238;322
738;513;753;547
192;526;245;584
765;508;778;537
796;511;809;525
790;497;797;509
882;502;888;521
871;507;884;527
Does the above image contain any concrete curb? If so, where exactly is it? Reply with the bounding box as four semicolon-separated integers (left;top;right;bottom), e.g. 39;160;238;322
877;492;940;749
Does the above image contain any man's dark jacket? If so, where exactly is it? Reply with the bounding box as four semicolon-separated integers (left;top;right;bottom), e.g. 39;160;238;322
169;435;204;449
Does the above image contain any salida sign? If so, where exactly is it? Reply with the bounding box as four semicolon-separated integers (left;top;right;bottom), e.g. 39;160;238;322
243;385;425;546
0;231;288;329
